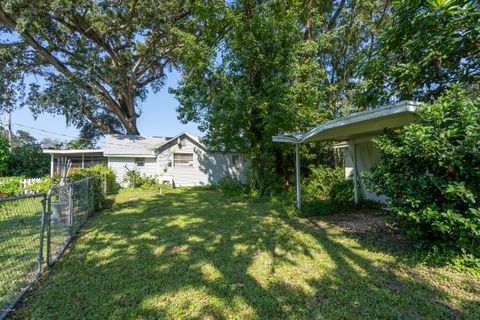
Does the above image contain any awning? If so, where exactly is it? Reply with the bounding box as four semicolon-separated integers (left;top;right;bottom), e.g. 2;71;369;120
272;100;421;208
43;149;105;156
273;100;420;143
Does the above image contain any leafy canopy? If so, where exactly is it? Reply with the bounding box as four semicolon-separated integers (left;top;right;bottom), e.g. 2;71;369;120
360;0;480;106
0;0;193;136
364;89;480;256
173;0;390;193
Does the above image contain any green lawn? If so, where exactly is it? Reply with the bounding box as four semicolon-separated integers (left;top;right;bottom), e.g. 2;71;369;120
0;195;45;313
12;189;480;319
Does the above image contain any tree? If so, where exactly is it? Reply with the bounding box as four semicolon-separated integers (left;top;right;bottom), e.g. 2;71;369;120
364;90;480;256
41;137;65;150
0;127;11;176
8;130;50;177
0;0;193;136
173;0;391;193
359;0;480;106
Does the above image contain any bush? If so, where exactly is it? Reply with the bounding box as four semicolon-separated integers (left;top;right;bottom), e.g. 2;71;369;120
303;166;345;200
122;170;167;190
67;164;117;210
0;176;55;196
364;90;480;257
216;176;247;197
329;179;356;203
299;199;351;217
0;176;25;196
8;143;49;177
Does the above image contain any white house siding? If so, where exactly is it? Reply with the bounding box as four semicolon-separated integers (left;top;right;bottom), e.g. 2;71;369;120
156;138;247;187
108;157;158;186
344;141;387;203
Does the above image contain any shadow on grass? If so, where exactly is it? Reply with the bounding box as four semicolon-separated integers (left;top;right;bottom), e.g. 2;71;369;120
12;190;480;319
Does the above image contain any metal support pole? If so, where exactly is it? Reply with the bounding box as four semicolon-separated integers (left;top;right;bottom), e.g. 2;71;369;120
295;143;301;209
37;195;47;275
82;153;85;168
46;189;52;266
68;183;74;237
50;155;54;177
353;143;359;204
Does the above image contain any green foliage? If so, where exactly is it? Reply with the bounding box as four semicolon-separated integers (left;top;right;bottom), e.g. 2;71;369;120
299;199;353;217
0;176;24;196
361;0;480;105
8;142;49;177
67;164;117;210
123;170;155;189
303;166;345;200
364;90;480;256
0;130;10;176
216;176;248;197
122;170;172;192
173;0;391;194
0;176;55;196
0;0;195;136
329;179;356;203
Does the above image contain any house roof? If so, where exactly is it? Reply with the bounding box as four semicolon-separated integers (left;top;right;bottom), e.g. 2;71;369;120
155;132;205;152
42;132;210;158
272;100;421;144
104;135;168;157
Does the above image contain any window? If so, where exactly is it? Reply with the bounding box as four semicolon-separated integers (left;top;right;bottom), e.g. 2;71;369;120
232;154;240;168
174;153;193;166
135;158;145;167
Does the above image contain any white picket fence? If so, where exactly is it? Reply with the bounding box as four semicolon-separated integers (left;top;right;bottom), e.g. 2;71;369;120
0;178;44;195
20;178;43;194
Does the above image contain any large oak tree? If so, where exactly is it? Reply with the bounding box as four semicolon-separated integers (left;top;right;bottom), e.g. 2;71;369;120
0;0;193;135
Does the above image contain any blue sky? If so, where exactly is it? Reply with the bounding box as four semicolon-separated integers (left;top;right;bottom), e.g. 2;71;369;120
9;70;202;145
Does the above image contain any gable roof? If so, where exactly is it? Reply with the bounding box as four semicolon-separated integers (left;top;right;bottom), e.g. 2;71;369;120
155;132;205;152
103;132;206;157
104;135;168;157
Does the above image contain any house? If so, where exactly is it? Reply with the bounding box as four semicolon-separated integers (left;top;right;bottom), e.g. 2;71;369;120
44;132;247;187
273;100;421;208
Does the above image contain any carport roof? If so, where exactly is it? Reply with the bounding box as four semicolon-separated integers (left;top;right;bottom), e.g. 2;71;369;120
272;100;420;143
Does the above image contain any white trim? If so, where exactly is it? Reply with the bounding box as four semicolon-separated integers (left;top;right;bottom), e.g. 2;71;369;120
43;149;104;154
272;100;421;144
300;100;419;143
107;154;156;158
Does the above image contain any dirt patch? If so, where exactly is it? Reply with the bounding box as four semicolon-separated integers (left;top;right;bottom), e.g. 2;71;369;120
310;209;410;245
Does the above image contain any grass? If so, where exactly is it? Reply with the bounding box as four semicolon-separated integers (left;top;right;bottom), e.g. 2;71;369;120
0;195;45;313
11;188;480;319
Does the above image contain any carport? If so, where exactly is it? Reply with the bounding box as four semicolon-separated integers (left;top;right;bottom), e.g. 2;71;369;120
272;100;421;208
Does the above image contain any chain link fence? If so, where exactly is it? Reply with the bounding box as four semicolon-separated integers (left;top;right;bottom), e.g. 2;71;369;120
47;177;95;266
0;176;95;319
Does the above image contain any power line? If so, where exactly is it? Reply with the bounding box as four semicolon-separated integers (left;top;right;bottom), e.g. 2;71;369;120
12;122;168;150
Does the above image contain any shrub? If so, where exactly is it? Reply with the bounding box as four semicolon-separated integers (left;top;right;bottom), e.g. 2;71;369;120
303;166;345;200
0;176;25;196
123;170;165;190
329;179;356;203
8;143;49;177
0;176;55;196
364;90;480;257
216;176;247;197
67;164;117;210
299;199;351;217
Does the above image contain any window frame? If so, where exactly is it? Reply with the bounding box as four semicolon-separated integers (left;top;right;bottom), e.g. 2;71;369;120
135;157;145;167
173;152;194;167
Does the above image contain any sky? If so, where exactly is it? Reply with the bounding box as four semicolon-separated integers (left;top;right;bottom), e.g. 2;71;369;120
7;70;202;146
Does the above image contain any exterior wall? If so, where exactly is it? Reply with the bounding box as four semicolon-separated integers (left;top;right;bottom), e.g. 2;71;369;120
344;141;388;203
157;137;247;187
108;157;157;187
